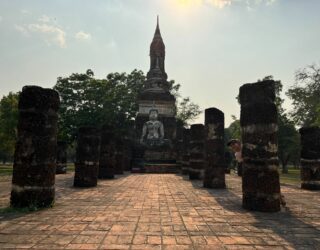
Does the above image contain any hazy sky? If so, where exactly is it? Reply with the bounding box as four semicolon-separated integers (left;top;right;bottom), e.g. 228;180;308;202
0;0;319;125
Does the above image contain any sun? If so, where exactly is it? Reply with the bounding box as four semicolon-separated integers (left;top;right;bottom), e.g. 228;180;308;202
175;0;202;8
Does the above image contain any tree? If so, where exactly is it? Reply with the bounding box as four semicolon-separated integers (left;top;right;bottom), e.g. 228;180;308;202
227;115;241;140
287;64;320;127
53;69;146;143
176;97;201;126
0;92;19;163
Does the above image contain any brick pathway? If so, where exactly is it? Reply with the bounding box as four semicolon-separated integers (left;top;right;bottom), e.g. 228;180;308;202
0;173;319;249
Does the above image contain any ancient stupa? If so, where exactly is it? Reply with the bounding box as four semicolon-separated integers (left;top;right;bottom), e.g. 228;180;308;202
133;17;177;172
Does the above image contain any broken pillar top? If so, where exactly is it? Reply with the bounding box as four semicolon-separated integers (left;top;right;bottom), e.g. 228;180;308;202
239;80;277;126
19;85;60;111
239;80;275;105
299;126;320;159
205;107;224;124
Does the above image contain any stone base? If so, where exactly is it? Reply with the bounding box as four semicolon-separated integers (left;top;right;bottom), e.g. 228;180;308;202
144;149;175;162
144;163;179;173
11;188;54;208
189;170;202;180
203;179;226;189
98;168;114;179
74;164;98;187
242;194;280;212
181;168;189;175
131;159;178;173
301;182;320;190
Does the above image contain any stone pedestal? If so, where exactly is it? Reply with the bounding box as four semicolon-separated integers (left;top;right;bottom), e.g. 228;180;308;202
189;124;205;180
203;108;226;189
74;127;100;187
11;86;60;208
299;127;320;190
99;126;115;179
240;80;280;212
56;141;67;174
181;128;191;175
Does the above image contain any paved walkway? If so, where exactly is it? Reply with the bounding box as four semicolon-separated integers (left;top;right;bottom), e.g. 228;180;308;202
0;173;319;249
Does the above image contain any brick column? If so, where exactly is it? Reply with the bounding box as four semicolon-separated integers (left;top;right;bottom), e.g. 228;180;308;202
74;127;100;187
189;124;205;180
11;86;60;208
299;126;320;190
56;141;67;174
114;139;124;175
240;80;280;212
99;125;115;179
203;108;226;188
181;128;191;175
175;121;184;170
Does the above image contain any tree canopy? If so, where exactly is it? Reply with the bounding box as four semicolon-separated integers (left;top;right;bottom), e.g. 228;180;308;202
53;69;201;143
287;64;320;127
0;92;19;163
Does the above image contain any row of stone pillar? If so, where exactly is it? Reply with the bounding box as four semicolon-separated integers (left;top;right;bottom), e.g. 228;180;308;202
74;126;128;187
179;80;319;213
10;82;320;212
180;108;227;189
10;86;130;208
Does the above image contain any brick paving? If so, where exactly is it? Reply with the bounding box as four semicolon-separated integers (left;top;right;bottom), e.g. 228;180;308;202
0;173;319;249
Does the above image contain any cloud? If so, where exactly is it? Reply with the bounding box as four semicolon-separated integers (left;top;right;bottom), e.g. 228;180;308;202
0;16;2;23
206;0;232;8
245;0;278;10
190;0;278;9
15;23;66;48
75;31;91;41
15;14;66;48
14;24;29;36
38;15;51;23
266;0;277;5
28;23;66;48
20;9;31;15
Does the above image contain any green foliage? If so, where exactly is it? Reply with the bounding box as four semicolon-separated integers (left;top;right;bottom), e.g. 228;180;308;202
0;69;200;153
53;69;145;142
227;115;241;140
176;97;201;126
286;64;320;126
54;69;199;142
0;92;19;163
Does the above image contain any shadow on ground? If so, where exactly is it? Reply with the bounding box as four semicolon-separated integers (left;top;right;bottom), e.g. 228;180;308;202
180;173;320;249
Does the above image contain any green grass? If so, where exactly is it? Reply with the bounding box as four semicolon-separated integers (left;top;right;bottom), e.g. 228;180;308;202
0;163;75;176
0;165;13;176
280;168;300;185
1;163;300;185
